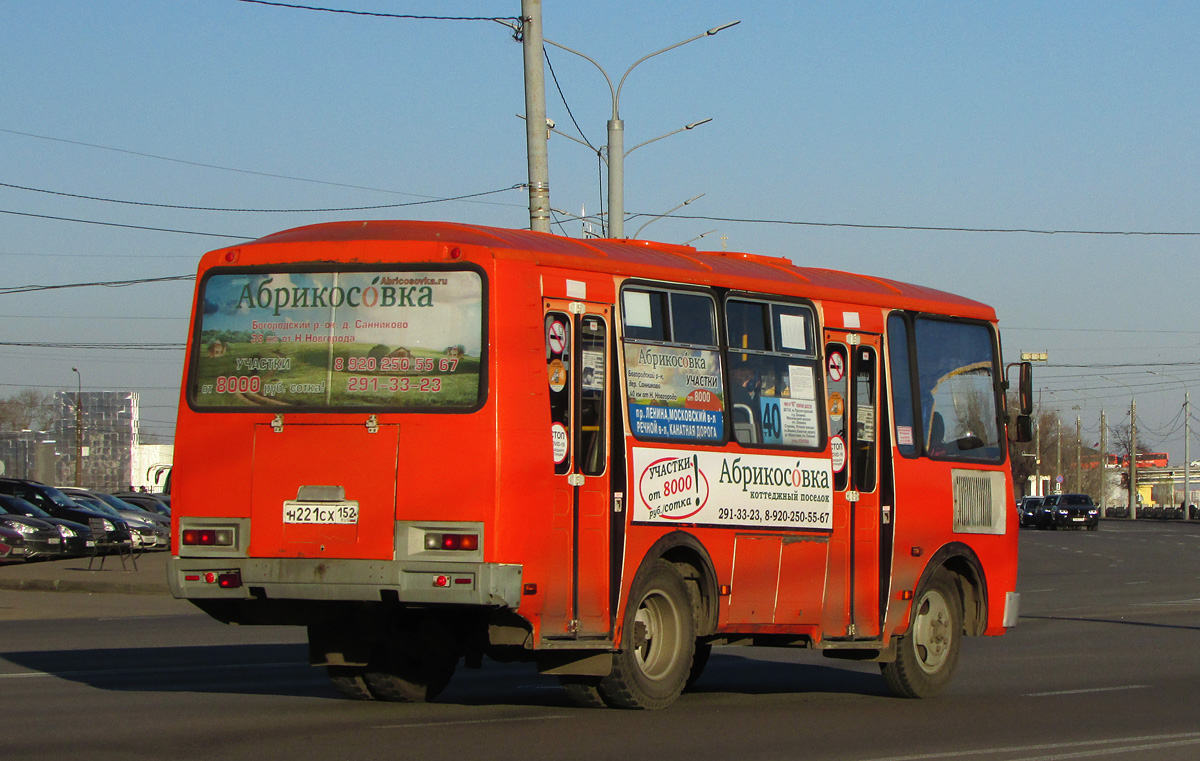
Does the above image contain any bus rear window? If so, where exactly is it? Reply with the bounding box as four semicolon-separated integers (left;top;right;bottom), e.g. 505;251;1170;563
189;268;485;411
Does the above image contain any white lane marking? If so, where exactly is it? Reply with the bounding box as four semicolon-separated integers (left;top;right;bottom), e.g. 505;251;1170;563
858;731;1200;761
1025;684;1148;697
0;661;300;680
373;715;572;729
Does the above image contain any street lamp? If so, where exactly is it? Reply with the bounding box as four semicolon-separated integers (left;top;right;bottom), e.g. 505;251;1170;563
1149;370;1191;520
543;21;740;237
1103;375;1137;520
632;193;705;239
71;367;82;487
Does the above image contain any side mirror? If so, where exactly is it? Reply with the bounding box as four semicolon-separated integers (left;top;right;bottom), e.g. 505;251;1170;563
1013;414;1033;443
1018;361;1034;416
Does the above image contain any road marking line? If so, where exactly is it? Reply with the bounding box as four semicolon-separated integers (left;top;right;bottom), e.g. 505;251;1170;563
857;730;1200;761
373;715;572;729
1025;684;1148;697
0;661;301;680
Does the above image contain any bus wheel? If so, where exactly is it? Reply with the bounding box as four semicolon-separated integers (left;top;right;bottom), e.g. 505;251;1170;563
558;676;607;708
880;571;962;699
364;645;457;702
684;642;712;691
599;559;695;709
326;666;375;700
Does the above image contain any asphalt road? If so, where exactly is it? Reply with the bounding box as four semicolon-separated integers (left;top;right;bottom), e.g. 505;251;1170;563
1;521;1199;761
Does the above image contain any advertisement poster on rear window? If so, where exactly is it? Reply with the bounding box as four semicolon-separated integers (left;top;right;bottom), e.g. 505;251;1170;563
191;270;483;410
624;344;724;441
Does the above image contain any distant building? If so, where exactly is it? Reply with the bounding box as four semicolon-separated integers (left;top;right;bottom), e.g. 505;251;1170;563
45;390;173;492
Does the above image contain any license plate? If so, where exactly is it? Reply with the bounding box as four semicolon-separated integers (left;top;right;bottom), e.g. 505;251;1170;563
283;500;360;525
48;538;60;544
1072;517;1085;522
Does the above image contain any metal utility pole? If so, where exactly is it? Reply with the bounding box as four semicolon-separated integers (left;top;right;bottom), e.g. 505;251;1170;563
1055;418;1062;494
1186;388;1192;519
1130;398;1138;519
1099;408;1107;516
521;0;551;232
1080;415;1089;492
72;367;82;486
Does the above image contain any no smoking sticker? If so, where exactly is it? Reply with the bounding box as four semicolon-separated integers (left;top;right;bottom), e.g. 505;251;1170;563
548;320;567;355
827;353;845;383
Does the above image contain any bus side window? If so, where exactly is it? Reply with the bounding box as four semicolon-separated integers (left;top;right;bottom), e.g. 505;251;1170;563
826;343;849;492
912;318;1003;462
852;346;878;493
726;297;821;450
578;316;607;476
546;311;572;474
887;313;919;458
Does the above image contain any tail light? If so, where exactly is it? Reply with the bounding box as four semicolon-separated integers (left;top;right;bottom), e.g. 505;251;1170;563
182;528;235;546
424;532;479;551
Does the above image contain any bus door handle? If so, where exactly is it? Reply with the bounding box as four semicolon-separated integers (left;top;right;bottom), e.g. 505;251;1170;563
568;474;585;487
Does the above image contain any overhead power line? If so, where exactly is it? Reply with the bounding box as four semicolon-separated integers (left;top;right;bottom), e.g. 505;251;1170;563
0;275;194;296
233;0;521;24
0;341;184;350
0;181;524;214
669;213;1200;237
0;208;252;239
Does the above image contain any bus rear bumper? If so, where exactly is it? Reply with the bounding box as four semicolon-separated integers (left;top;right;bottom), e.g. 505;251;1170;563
168;555;523;609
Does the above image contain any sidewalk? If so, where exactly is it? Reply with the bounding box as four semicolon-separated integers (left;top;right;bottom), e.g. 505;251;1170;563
0;550;169;595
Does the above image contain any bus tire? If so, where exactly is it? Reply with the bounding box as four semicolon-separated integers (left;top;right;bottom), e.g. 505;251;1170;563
880;571;962;699
558;676;607;708
326;666;375;700
364;647;457;702
684;642;712;690
598;559;695;709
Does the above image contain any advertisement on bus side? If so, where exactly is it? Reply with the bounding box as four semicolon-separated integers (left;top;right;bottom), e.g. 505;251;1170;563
631;447;834;531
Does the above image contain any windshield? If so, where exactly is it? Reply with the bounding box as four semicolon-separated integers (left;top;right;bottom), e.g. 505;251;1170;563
0;496;51;519
95;493;145;512
190;268;485;411
43;485;85;509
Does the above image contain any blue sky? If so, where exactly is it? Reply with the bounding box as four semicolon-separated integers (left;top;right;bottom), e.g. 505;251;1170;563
1;1;1197;465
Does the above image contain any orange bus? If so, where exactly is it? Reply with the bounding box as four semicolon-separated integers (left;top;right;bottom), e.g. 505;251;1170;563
170;220;1032;709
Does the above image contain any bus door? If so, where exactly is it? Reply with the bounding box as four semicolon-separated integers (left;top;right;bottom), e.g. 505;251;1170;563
543;300;613;638
822;331;883;639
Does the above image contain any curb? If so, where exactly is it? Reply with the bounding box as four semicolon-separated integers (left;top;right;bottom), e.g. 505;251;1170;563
0;577;170;595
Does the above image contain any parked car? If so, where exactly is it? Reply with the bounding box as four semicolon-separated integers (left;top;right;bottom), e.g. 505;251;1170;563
0;477;133;546
0;525;21;561
1038;493;1100;530
62;488;170;535
0;505;66;559
0;494;93;556
112;491;171;518
1017;496;1043;528
58;489;167;551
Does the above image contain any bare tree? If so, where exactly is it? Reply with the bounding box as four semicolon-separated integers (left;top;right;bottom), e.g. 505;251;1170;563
0;389;56;432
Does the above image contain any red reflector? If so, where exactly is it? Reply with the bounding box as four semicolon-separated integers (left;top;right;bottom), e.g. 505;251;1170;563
439;533;479;551
434;575;451;588
184;575;200;582
183;529;216;546
454;577;471;585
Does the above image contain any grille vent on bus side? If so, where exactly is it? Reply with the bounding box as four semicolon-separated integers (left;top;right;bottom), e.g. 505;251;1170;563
951;470;1006;535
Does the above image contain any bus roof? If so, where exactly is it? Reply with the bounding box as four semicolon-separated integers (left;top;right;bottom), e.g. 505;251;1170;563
248;219;996;320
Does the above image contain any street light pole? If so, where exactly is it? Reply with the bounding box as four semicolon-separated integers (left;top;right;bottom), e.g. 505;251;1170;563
543;21;739;238
71;367;82;487
1104;375;1137;520
1150;371;1191;519
520;0;551;233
